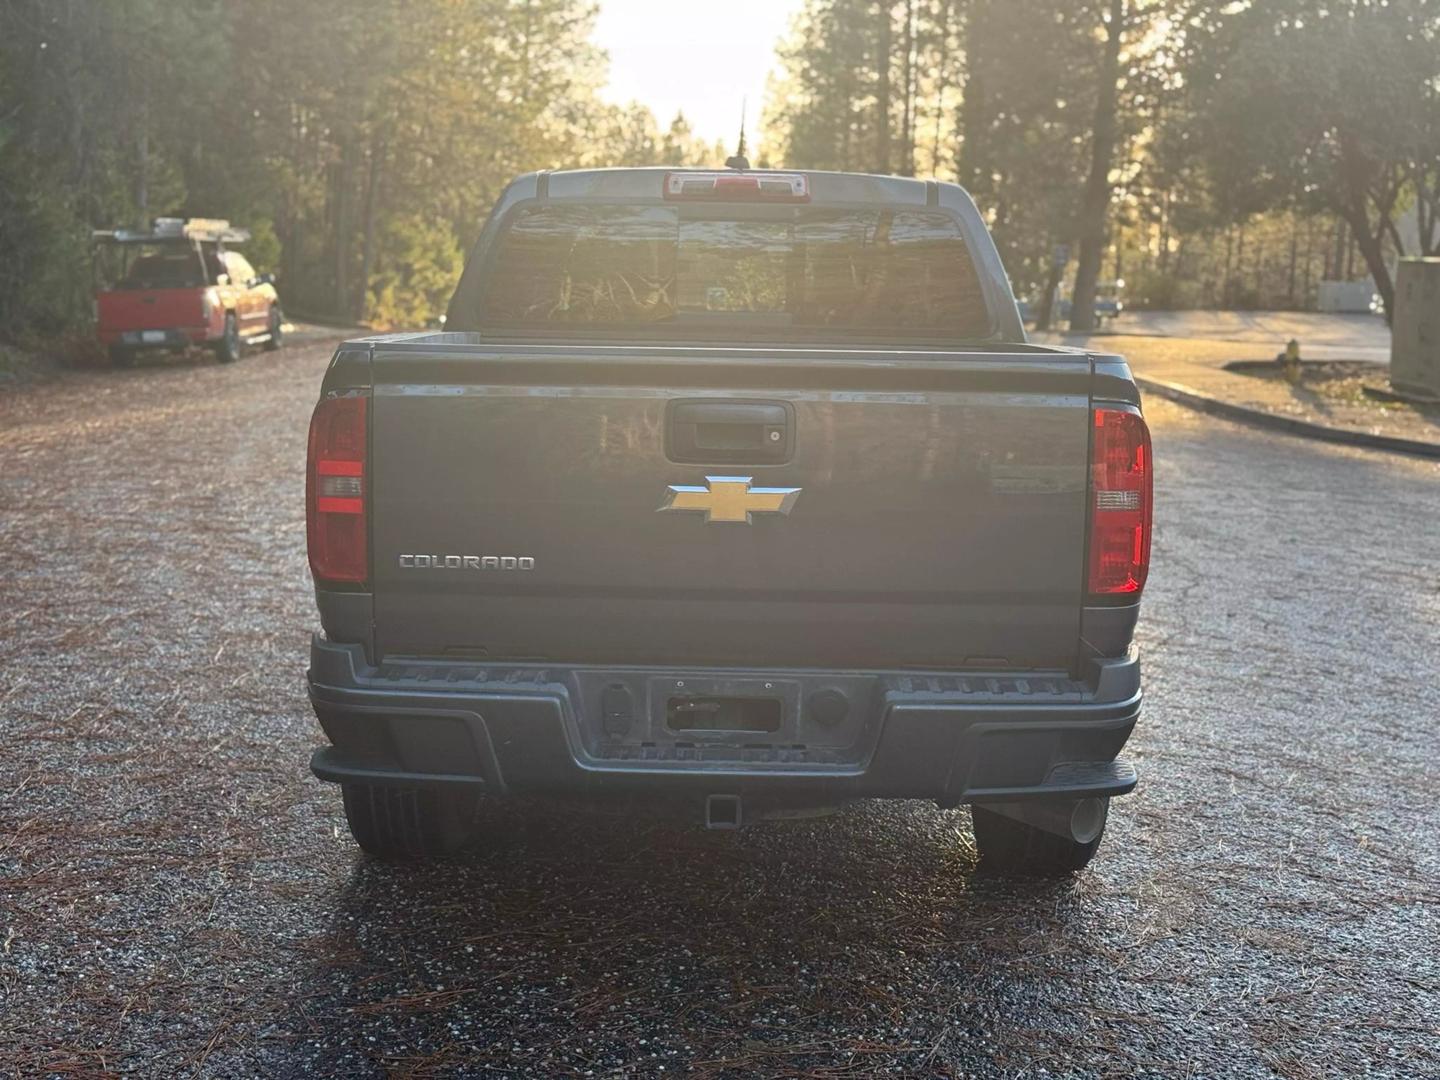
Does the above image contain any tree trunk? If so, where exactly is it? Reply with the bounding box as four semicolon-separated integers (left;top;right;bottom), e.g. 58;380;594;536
358;136;384;324
1302;216;1314;304
1341;202;1395;323
1419;165;1439;255
1380;213;1406;261
875;1;892;174
1223;226;1234;294
899;0;916;175
1158;190;1170;273
1287;215;1298;308
1069;0;1125;332
332;142;356;319
1035;254;1066;332
955;1;989;191
1235;222;1246;306
134;79;149;228
928;0;953;176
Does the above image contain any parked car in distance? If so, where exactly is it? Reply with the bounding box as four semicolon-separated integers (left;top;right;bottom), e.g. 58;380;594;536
1094;279;1126;322
93;218;283;366
304;168;1153;877
1022;280;1125;328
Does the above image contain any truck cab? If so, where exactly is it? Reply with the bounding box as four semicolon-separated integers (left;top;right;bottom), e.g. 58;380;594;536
303;169;1152;876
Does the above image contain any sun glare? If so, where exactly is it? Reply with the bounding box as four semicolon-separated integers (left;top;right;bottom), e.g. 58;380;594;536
592;0;805;149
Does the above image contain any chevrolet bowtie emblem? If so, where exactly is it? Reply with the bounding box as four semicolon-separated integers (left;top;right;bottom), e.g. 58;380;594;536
659;475;802;524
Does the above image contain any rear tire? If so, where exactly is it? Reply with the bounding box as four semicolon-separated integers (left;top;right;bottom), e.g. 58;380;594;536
263;306;284;351
213;313;241;364
108;345;135;368
971;799;1109;877
340;783;478;859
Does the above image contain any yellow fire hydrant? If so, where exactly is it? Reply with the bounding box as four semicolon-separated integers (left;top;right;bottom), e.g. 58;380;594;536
1279;338;1301;383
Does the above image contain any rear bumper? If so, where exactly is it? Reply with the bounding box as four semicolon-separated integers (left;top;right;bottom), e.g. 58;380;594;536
306;637;1141;806
101;327;213;348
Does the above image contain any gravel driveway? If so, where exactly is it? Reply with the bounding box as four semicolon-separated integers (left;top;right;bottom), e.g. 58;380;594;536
1;338;1437;1078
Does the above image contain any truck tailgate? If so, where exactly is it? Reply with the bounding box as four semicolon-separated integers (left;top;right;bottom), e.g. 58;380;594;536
369;346;1092;671
98;288;205;330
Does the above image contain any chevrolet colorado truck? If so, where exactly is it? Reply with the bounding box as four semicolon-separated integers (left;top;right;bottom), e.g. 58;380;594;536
305;168;1152;876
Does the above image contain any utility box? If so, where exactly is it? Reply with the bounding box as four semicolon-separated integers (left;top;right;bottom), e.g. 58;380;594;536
1317;279;1379;314
1392;259;1440;398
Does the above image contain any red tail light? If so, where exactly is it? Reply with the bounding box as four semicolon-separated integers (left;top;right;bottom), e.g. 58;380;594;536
1087;406;1152;598
307;394;368;585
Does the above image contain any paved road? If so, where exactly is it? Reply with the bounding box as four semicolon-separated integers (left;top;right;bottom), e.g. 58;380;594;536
1101;310;1390;349
1043;311;1392;363
2;337;1437;1078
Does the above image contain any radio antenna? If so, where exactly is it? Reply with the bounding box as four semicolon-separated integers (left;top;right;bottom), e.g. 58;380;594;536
725;98;751;170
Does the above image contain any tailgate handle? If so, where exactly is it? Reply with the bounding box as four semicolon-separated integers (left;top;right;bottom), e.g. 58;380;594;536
668;401;792;464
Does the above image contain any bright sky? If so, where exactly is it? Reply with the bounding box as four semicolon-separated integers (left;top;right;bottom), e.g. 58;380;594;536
592;0;806;154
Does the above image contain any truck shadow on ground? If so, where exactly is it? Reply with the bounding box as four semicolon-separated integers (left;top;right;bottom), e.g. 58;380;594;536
287;798;1111;1075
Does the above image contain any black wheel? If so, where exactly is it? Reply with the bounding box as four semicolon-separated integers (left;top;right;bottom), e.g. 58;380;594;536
340;783;478;859
263;306;284;351
108;345;135;368
213;313;241;364
971;798;1109;877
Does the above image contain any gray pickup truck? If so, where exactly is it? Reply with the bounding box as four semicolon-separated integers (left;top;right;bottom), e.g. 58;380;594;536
305;168;1152;876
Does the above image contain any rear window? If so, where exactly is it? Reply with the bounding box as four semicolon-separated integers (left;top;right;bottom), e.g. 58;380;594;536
473;204;992;341
116;247;207;290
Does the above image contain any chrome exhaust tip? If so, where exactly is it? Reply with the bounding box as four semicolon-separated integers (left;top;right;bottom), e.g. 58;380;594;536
705;794;742;830
978;797;1107;844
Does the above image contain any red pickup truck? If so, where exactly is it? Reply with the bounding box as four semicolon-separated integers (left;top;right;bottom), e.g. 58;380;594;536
93;218;284;366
